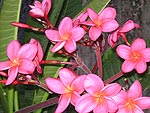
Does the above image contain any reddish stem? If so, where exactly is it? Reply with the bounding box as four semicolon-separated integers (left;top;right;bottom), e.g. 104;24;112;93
40;60;76;65
104;71;124;84
120;33;131;46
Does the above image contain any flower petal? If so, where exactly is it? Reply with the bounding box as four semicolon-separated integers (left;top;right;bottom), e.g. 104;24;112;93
101;83;121;97
45;30;61;41
122;60;136;73
105;97;118;112
75;94;97;113
99;7;116;20
84;74;104;95
135;97;150;109
89;27;102;41
18;59;35;74
45;78;66;94
0;61;12;70
87;8;98;23
29;8;44;18
128;80;142;99
58;17;73;37
70;92;80;106
71;27;84;41
51;41;66;53
135;60;147;74
93;100;108;113
6;67;18;85
131;38;146;51
71;75;86;94
116;45;131;60
102;20;119;32
18;44;37;60
7;40;21;60
119;20;135;32
59;68;77;87
64;39;76;53
55;94;71;113
142;48;150;62
42;0;51;16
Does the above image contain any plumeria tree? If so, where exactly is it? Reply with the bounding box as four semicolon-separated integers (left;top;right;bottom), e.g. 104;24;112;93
0;0;150;113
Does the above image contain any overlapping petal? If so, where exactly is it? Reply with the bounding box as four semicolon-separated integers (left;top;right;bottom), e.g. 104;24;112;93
122;60;136;73
135;97;150;109
142;48;150;62
45;30;61;41
89;27;102;41
0;61;12;70
51;41;66;53
42;0;51;16
135;60;147;74
131;38;146;51
119;20;135;32
71;27;84;41
102;20;119;32
93;100;108;113
64;39;76;53
87;8;98;22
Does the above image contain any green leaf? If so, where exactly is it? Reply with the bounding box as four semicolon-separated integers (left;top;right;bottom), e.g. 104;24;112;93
0;0;22;113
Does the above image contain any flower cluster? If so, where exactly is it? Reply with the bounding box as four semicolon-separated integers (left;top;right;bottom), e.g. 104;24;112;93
1;0;150;113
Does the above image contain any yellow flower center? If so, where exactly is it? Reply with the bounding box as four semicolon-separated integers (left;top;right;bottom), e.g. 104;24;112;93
130;51;142;62
61;33;70;41
12;59;20;66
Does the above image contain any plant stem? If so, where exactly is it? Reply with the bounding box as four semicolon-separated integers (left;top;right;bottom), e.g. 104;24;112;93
104;71;124;84
14;96;59;113
94;42;102;78
40;60;76;65
36;82;52;94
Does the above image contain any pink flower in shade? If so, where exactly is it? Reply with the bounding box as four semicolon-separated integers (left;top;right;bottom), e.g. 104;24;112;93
29;0;51;18
113;80;150;113
0;40;37;85
29;38;44;74
108;20;140;48
116;38;150;74
83;7;119;41
75;74;121;113
45;17;85;53
45;68;85;113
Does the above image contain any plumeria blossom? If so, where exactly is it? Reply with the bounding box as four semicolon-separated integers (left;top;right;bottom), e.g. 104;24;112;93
45;17;85;53
116;38;150;74
0;40;37;85
113;80;150;113
29;38;44;74
75;74;121;113
29;0;51;18
83;7;119;41
45;68;85;113
108;20;140;48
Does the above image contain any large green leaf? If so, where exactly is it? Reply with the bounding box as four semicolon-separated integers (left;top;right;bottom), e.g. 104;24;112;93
0;0;22;113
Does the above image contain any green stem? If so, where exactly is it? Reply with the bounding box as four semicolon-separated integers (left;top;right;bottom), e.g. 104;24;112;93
104;71;124;84
8;86;14;113
14;89;19;112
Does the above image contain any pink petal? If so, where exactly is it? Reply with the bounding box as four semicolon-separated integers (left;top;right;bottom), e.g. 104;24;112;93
93;100;108;113
105;97;118;112
99;7;116;20
102;19;119;32
87;8;98;23
18;44;37;60
122;60;136;73
0;61;12;70
42;0;51;16
128;80;142;99
75;94;97;113
34;1;42;8
59;68;77;87
135;60;147;74
119;20;135;32
131;38;146;51
51;41;66;52
71;27;84;41
101;83;121;97
6;67;18;85
29;8;44;17
116;45;131;60
45;30;61;41
55;94;71;113
64;39;76;53
58;17;73;37
81;20;95;26
71;75;86;94
70;92;80;105
18;59;35;74
7;40;21;61
142;48;150;62
84;74;104;96
135;97;150;109
133;106;144;113
117;106;132;113
89;27;102;41
45;78;66;94
76;11;88;22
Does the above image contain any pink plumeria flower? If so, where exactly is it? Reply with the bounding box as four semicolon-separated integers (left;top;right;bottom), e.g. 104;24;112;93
113;80;150;113
75;74;121;113
29;38;44;74
108;20;140;48
29;0;51;18
83;7;119;41
116;38;150;74
45;68;85;113
45;17;85;53
0;40;37;85
73;11;88;27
